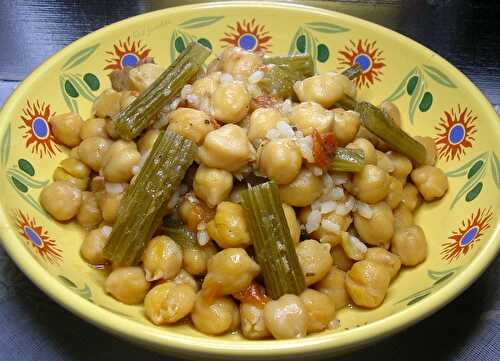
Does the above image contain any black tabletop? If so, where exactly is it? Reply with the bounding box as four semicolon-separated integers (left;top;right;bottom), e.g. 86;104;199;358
0;1;498;361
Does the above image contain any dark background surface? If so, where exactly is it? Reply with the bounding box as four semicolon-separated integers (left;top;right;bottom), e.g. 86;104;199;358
0;1;499;361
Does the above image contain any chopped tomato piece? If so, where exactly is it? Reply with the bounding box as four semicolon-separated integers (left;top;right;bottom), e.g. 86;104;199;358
233;281;269;308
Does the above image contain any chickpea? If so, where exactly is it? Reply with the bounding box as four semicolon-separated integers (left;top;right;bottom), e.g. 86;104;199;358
137;129;160;155
105;267;150;305
258;139;302;185
302;209;352;246
263;294;307;339
346;260;391;308
300;289;336;333
142;236;183;281
191;71;220;98
99;192;122;224
172;269;200;291
60;158;91;179
296;239;332;286
414;136;437;166
314;267;349;310
365;247;401;280
193;165;233;208
356;126;387;151
331;245;353;271
387;151;413;179
191;294;240;335
393;204;414;230
53;166;89;191
50;112;82;147
376;150;394;174
40;181;82;221
70;146;80;159
379;101;401;127
279;169;322;207
119;90;138;110
283;204;300;244
78;136;112;172
167;108;215;145
221;48;263;80
198;124;255;172
128;63;165;92
207;202;251;249
212;82;251;123
294;73;356;108
400;183;422;211
386;176;403;209
80;118;108;140
346;138;377;165
353;202;394;247
240;303;271;339
391;225;428;266
105;119;119;139
288;102;334;135
411;165;449;201
144;282;196;325
183;242;218;276
179;195;214;231
93;89;122;118
202;248;260;296
80;228;108;265
247;108;281;144
332;109;361;146
101;144;141;183
77;192;102;229
352;165;390;204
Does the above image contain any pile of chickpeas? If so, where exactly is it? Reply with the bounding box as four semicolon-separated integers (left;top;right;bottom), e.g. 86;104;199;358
40;46;449;340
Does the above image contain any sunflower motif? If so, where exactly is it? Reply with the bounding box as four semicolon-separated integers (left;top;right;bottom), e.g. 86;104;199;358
337;39;385;88
13;209;62;264
104;36;151;71
441;207;493;262
18;100;60;158
220;18;271;52
435;105;477;161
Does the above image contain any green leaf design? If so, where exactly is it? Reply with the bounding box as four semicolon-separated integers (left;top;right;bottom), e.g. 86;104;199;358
61;44;99;71
385;68;417;102
6;169;49;188
58;275;77;288
59;75;79;113
1;125;11;167
446;152;489;177
490;152;500;188
396;287;434;304
58;275;92;301
423;65;456;88
288;27;304;56
67;74;96;102
306;22;349;33
407;293;431;305
408;68;425;123
179;16;224;29
449;160;487;208
433;272;455;285
169;30;178;63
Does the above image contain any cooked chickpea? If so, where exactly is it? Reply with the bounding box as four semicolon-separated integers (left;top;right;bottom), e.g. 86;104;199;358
137;129;160;155
193;165;233;208
331;245;354;271
288;102;333;135
128;63;165;92
50;112;82;147
247;108;281;143
400;183;422;211
105;267;150;304
191;71;220;98
77;192;102;229
221;48;263;80
305;210;352;246
99;192;122;224
212;82;251;123
365;247;401;280
120;90;138;110
179;195;214;231
40;181;82;221
296;239;332;286
279;169;322;207
202;248;260;296
198;124;255;172
314;267;349;310
191;294;239;335
101;144;141;183
391;225;428;266
411;165;449;201
80;228;108;265
53;166;89;191
144;282;196;325
353;202;394;247
347;138;377;165
376;150;394;173
263;294;307;339
352;165;390;204
346;260;391;308
393;204;414;229
356;126;387;151
167;108;215;145
300;289;336;333
142;236;183;281
80;118;108;139
332;109;360;146
105;119;119;139
283;204;300;244
294;73;356;108
240;303;271;339
379;101;401;127
93;89;122;118
387;151;413;179
385;176;403;209
258;139;302;185
172;269;200;291
207;202;251;248
60;158;91;179
183;242;217;276
414;136;437;166
78;136;112;171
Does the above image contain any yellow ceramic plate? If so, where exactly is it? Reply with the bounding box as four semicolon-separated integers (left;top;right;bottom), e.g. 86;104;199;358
0;2;498;360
